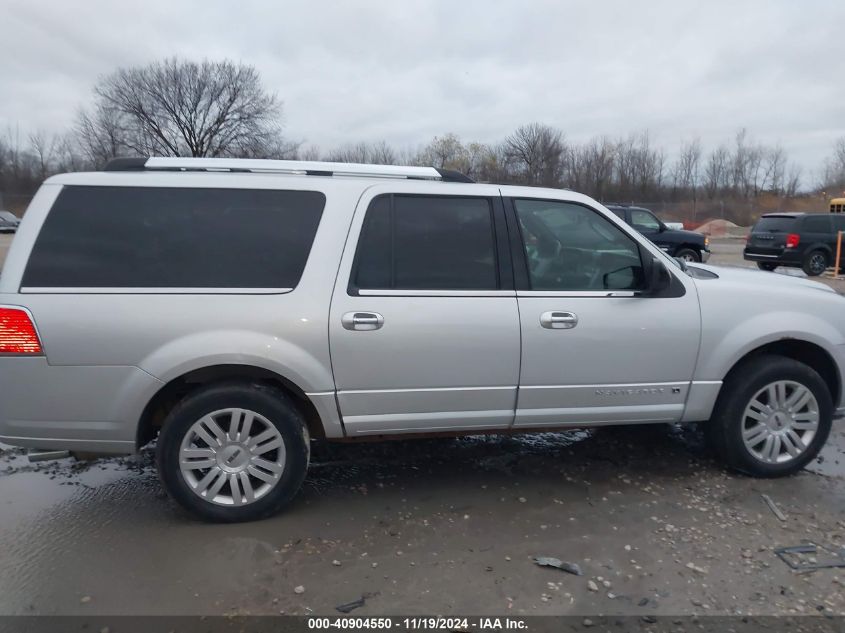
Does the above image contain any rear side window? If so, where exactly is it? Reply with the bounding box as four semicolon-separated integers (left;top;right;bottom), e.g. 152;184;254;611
353;194;498;291
23;186;325;290
753;217;796;233
801;215;832;233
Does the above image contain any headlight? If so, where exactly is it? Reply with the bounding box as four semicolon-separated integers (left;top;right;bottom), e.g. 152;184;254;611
704;236;710;247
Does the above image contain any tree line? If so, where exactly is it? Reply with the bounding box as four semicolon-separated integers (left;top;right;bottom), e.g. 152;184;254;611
2;57;844;224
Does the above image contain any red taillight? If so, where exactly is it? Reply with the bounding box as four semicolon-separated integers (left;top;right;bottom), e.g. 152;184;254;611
0;308;43;355
785;233;800;248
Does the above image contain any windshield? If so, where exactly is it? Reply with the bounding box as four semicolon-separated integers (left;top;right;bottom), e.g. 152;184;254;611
753;216;796;233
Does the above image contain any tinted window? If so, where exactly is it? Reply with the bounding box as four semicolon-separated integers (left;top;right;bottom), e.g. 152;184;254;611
608;207;626;220
23;186;324;289
515;199;644;291
801;215;832;233
753;217;796;233
354;195;498;290
630;209;661;231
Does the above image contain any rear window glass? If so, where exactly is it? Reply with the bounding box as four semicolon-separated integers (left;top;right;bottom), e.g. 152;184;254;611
23;186;324;289
753;217;796;233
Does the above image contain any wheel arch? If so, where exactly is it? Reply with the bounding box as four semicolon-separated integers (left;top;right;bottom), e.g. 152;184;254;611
719;339;840;408
136;364;335;450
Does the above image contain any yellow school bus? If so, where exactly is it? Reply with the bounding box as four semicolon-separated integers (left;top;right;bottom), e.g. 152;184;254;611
832;198;845;213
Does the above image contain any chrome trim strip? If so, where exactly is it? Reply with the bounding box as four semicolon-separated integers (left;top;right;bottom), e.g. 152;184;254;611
338;385;516;395
521;382;687;390
517;290;637;298
743;253;779;259
20;287;293;295
357;289;516;297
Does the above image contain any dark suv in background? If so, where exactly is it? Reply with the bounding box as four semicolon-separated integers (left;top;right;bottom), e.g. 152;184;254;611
744;213;845;276
606;205;710;262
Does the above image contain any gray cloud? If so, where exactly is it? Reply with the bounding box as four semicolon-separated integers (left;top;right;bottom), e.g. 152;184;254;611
2;0;843;176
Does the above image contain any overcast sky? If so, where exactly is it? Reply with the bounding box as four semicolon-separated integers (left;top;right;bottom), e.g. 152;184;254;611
2;0;844;178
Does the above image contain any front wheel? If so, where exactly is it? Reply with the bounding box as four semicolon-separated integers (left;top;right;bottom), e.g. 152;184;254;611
157;382;310;522
675;248;700;263
706;355;832;477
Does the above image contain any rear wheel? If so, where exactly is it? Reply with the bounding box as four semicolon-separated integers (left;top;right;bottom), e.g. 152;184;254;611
802;250;828;276
157;382;310;522
675;247;700;263
706;355;832;477
756;262;777;271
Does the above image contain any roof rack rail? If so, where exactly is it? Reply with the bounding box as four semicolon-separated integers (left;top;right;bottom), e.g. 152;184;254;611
103;157;474;183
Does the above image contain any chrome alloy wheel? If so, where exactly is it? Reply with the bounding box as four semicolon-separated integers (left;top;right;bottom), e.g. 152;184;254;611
179;408;286;506
808;252;827;275
741;380;819;464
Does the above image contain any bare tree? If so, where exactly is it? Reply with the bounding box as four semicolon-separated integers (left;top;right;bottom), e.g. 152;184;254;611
821;137;845;193
674;138;702;217
704;145;729;198
78;58;285;160
503;123;564;187
414;133;471;172
325;140;396;165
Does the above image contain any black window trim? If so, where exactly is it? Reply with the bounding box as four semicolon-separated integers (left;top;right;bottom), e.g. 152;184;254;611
347;192;513;297
21;185;325;294
503;196;685;298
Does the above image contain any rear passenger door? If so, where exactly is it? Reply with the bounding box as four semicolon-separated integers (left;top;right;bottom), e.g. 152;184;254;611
329;185;520;437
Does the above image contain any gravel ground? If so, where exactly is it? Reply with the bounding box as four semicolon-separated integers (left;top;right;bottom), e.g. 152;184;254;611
0;234;844;617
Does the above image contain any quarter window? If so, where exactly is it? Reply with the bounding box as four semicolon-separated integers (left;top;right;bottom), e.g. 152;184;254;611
354;195;498;290
23;186;325;289
802;215;832;233
515;199;645;291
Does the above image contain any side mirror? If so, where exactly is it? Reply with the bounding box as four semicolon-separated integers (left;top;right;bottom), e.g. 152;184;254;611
643;255;672;296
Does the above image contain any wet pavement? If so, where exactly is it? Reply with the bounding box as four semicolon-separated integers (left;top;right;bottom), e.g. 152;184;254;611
1;234;845;616
0;424;843;616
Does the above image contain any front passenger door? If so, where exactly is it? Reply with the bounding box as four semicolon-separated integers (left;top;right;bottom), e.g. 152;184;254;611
508;197;701;427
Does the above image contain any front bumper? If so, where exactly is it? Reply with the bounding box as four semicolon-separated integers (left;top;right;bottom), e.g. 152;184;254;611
701;249;711;263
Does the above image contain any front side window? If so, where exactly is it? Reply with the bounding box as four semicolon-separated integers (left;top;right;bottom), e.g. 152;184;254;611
23;186;325;289
630;209;661;231
515;199;645;291
354;194;498;291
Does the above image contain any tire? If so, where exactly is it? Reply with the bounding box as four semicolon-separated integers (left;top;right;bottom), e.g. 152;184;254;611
675;248;700;263
705;355;832;477
157;381;310;522
756;262;777;271
802;250;828;276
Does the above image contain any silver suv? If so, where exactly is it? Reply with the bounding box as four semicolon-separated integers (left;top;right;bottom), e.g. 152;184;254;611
1;157;843;522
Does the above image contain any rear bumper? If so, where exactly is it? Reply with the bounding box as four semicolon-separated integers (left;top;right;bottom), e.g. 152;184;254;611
743;248;802;265
0;357;163;455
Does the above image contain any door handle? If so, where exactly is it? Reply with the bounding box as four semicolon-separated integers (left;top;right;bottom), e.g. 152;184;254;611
342;311;384;331
540;311;578;329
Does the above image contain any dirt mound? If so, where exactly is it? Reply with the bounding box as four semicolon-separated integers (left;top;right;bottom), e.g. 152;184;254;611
695;218;748;237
